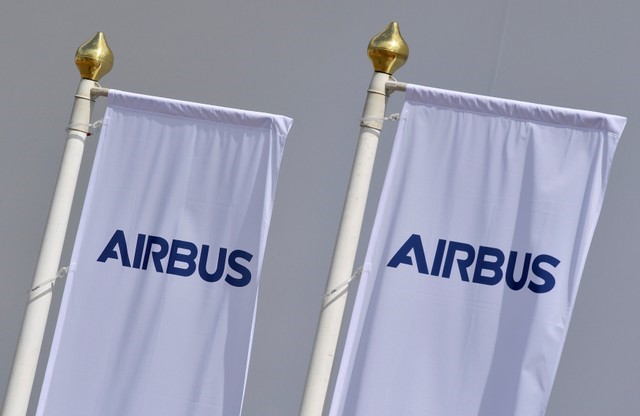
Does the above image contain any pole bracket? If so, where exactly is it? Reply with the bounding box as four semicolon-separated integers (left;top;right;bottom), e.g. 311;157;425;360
385;80;407;93
30;267;68;293
325;266;363;298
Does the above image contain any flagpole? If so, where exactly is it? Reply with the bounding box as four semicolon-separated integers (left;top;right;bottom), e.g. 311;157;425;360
1;33;113;416
299;22;408;416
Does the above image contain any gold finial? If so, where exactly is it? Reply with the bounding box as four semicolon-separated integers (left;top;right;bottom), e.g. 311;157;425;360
74;32;114;81
367;22;409;75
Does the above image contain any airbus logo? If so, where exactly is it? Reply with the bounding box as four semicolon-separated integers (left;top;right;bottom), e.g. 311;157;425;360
387;234;560;293
97;229;254;287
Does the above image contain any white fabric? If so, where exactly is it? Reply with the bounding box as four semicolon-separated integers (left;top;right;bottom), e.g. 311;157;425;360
37;90;291;416
330;84;625;416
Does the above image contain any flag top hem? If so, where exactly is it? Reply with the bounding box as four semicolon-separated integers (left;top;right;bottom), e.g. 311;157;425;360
107;89;293;136
406;84;626;136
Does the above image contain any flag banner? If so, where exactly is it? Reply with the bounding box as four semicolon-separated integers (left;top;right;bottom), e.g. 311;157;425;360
330;84;625;416
37;90;291;416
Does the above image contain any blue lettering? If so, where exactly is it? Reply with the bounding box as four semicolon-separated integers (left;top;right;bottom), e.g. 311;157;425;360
505;251;531;291
132;233;146;269
472;245;504;286
430;239;447;276
442;241;475;281
96;230;254;287
199;246;227;283
528;254;559;294
142;236;170;273
387;234;429;275
225;250;253;287
386;234;560;294
166;239;198;277
97;229;131;267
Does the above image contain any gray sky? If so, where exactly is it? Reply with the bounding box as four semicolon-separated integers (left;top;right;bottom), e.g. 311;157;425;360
1;0;638;415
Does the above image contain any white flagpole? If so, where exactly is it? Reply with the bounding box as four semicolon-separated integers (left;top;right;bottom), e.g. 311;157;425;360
1;33;113;416
299;22;408;416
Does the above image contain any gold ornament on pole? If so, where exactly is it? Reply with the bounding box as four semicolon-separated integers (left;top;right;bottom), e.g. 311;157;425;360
367;22;409;75
75;32;114;81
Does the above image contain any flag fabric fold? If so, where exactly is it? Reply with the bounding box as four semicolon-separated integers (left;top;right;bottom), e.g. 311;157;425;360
37;90;291;416
330;84;625;416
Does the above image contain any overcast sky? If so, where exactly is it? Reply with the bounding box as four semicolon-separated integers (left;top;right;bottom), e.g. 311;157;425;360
1;0;639;415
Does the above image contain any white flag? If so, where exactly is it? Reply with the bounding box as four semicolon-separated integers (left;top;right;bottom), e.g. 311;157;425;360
330;85;625;416
37;90;292;416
